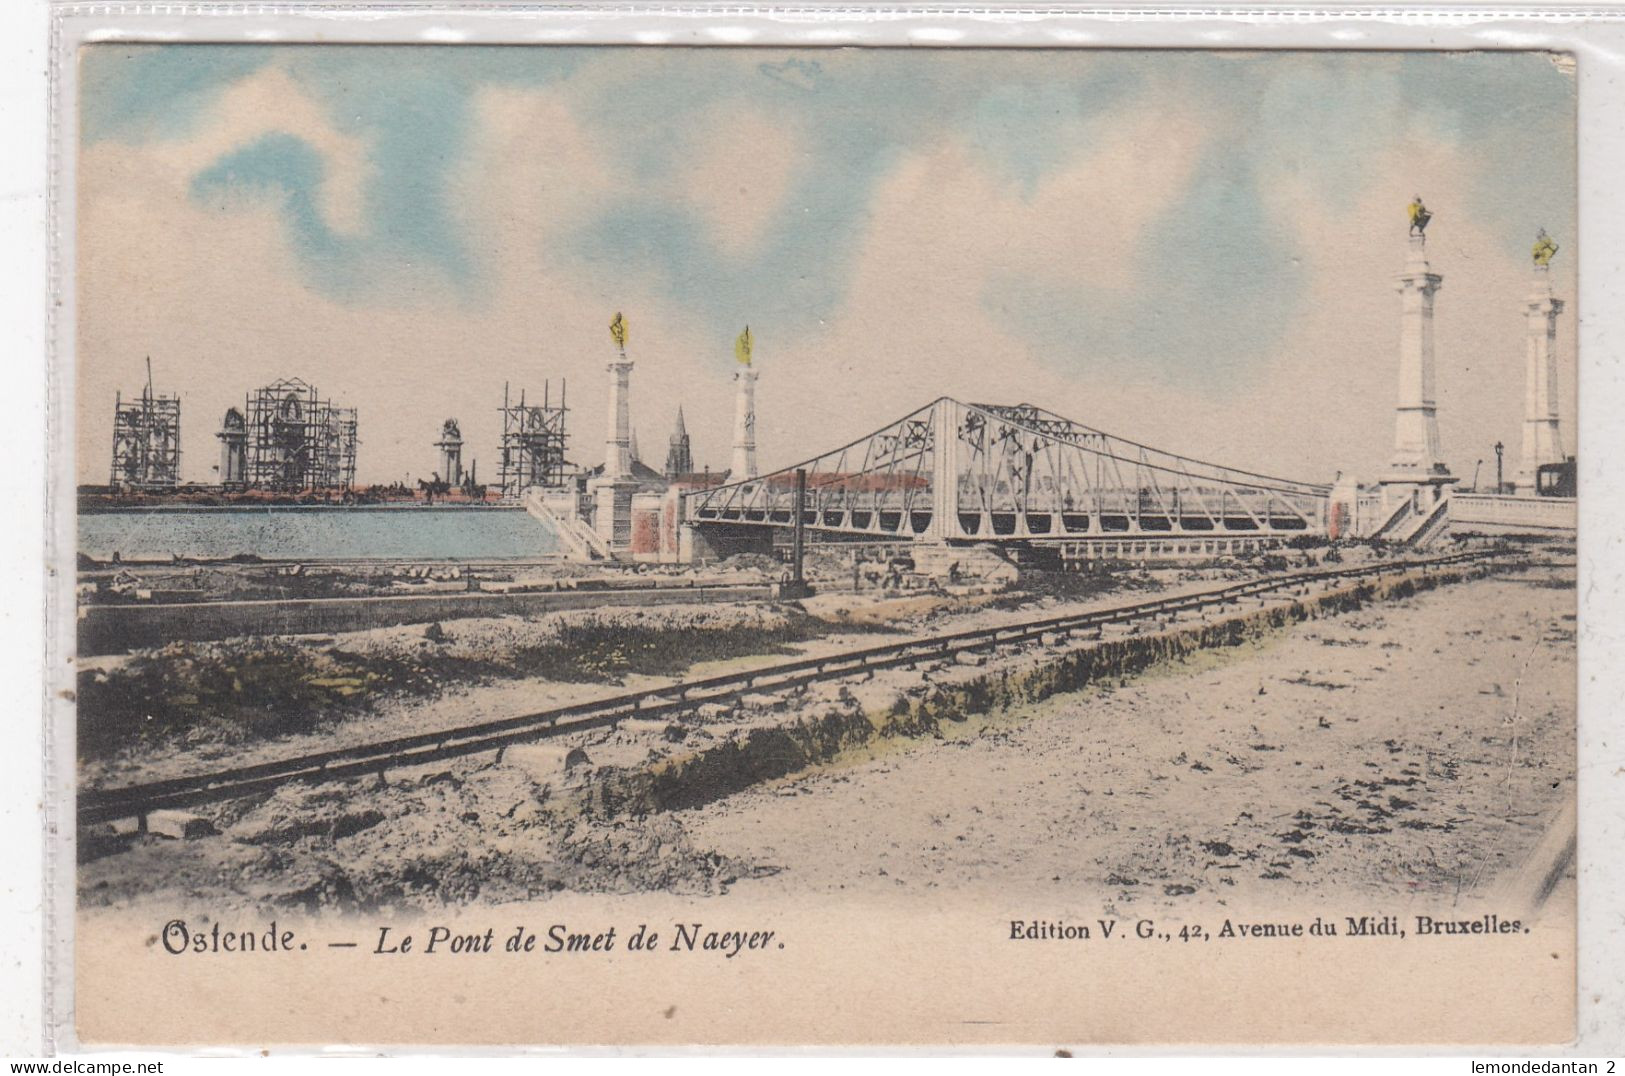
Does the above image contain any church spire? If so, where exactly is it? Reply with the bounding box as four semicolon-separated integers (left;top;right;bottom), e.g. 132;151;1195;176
665;405;694;479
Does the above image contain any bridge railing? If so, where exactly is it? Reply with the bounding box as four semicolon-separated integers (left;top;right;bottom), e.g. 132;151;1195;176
684;396;1331;540
1449;493;1576;532
966;402;1332;500
953;401;1326;533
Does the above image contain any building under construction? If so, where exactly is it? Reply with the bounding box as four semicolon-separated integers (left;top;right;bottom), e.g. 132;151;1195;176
497;380;569;499
243;377;358;493
109;361;182;490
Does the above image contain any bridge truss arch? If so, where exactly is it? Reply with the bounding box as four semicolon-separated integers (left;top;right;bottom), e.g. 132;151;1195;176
684;397;1330;546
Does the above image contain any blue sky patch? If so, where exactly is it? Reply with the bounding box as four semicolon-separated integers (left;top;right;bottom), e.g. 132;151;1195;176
91;44;1576;385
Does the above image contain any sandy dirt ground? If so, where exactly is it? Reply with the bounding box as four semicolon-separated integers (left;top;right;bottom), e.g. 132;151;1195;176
79;602;887;789
78;556;1575;915
80;561;1185;788
681;565;1576;910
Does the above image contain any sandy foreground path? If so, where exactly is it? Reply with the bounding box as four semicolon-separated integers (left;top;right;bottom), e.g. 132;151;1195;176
678;565;1576;911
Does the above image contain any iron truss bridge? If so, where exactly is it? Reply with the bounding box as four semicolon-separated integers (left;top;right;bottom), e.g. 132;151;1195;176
684;398;1330;543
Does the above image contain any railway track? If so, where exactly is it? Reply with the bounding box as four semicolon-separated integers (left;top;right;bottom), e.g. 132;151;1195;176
79;548;1505;827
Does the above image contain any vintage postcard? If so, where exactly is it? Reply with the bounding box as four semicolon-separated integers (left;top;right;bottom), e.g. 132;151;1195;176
66;43;1578;1046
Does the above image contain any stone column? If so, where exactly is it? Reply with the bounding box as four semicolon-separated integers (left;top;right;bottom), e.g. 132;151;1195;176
731;364;758;480
1389;235;1447;476
1380;233;1455;512
1514;263;1564;492
605;356;634;480
590;351;638;554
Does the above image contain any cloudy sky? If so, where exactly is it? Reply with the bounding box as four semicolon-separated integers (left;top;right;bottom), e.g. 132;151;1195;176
75;45;1576;487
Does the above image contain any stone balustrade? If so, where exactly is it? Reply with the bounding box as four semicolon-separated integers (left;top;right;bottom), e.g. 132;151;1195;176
1449;493;1576;532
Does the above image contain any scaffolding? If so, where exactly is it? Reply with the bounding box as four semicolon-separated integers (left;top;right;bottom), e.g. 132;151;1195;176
243;377;359;493
110;359;182;490
315;405;359;491
498;380;569;498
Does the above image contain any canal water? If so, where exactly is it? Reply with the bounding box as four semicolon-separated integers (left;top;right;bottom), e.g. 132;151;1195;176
77;506;562;561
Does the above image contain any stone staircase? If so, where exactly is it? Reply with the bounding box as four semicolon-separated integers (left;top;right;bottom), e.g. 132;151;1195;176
522;488;612;561
1369;499;1416;542
1400;498;1452;549
1370;496;1450;548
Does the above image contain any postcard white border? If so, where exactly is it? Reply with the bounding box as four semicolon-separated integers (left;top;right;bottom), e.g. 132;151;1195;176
32;1;1625;1057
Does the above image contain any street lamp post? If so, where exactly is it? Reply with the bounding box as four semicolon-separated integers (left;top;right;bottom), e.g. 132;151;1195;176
1494;441;1505;494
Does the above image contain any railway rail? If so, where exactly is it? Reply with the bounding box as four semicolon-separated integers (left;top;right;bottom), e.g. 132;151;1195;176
80;548;1506;827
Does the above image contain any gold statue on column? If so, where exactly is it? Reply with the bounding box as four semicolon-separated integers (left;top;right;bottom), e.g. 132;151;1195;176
1532;228;1559;266
1407;196;1432;236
